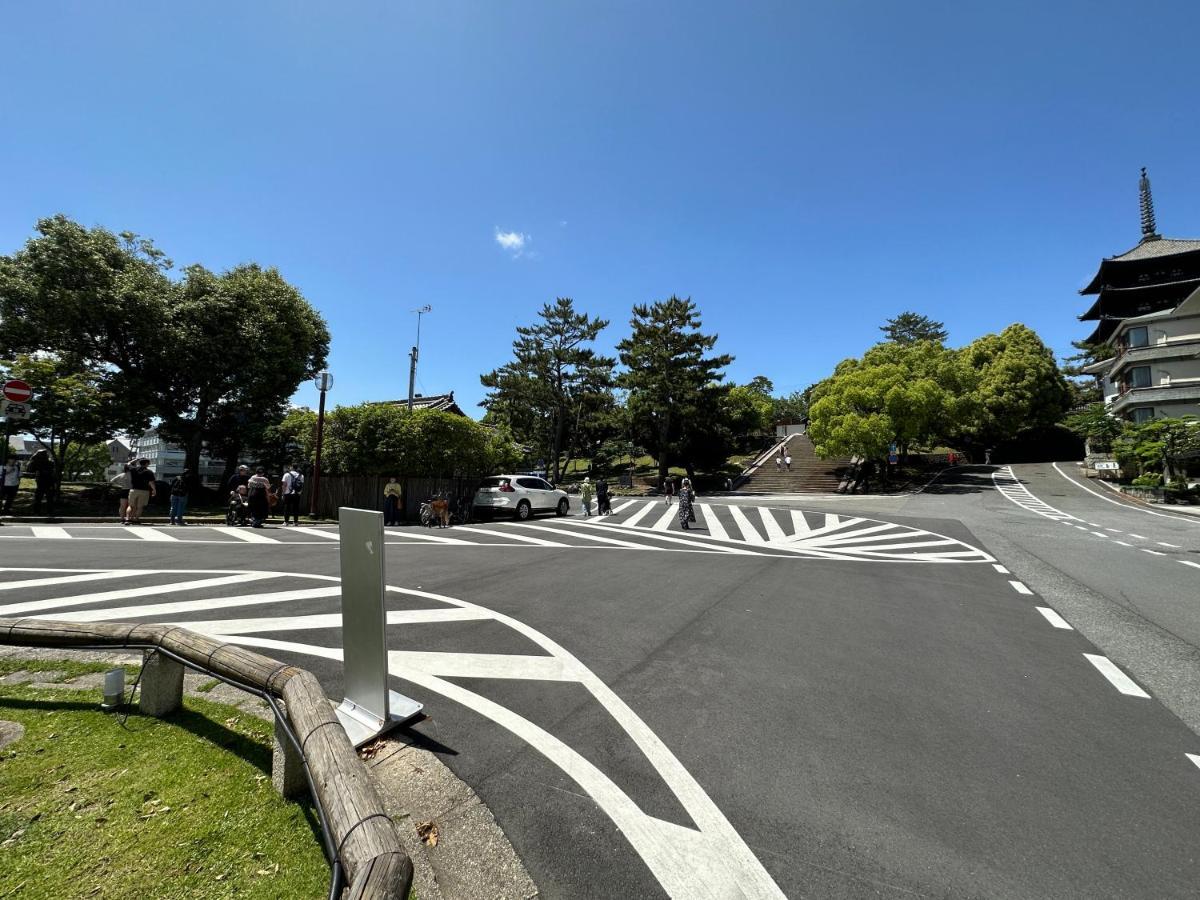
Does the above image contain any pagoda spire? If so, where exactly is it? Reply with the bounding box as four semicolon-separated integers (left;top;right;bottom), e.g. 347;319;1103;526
1139;167;1160;241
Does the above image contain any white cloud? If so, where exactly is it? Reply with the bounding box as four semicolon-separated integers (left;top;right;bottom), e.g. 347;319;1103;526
494;227;530;257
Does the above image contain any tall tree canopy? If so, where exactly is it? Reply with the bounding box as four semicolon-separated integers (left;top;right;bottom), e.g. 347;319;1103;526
616;296;733;482
880;311;948;345
480;298;614;482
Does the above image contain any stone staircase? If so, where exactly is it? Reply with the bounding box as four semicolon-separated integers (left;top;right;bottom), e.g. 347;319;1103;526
736;433;851;493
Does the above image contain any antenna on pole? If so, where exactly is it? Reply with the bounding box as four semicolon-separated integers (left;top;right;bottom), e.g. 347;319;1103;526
407;305;432;412
1139;167;1160;241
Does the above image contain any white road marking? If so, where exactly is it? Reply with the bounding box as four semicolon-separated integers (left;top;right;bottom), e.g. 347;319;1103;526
1159;542;1181;548
178;607;494;638
697;504;730;541
1084;654;1151;698
1128;534;1147;540
212;526;281;543
383;529;473;545
291;527;341;540
34;586;344;622
128;527;179;542
992;564;1010;574
756;507;788;542
1112;540;1132;547
1074;525;1088;531
1035;607;1073;630
621;501;658;529
0;572;280;617
1141;549;1166;556
1188;754;1200;771
1051;462;1200;525
991;469;1080;522
1009;580;1033;595
650;506;678;532
31;526;71;539
579;519;759;555
0;570;150;591
452;525;567;547
530;521;671;551
1105;527;1121;533
1090;531;1109;539
789;510;812;536
1181;561;1200;571
1085;523;1101;528
610;500;638;515
727;505;766;544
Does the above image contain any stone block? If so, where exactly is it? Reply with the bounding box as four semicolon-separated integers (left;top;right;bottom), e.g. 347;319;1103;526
272;715;308;800
138;652;183;717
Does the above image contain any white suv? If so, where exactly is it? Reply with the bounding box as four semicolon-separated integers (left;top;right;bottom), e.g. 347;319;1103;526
474;475;569;520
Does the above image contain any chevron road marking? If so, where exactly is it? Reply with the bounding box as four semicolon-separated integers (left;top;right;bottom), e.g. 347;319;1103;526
451;525;568;547
290;526;342;540
0;572;280;617
212;525;281;543
515;520;671;551
0;570;151;591
696;504;729;541
757;507;788;542
650;505;678;532
128;527;179;541
622;501;658;528
31;526;71;539
31;585;344;622
726;505;766;544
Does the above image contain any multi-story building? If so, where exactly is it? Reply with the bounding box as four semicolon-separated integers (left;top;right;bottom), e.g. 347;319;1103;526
127;428;225;482
1080;170;1200;423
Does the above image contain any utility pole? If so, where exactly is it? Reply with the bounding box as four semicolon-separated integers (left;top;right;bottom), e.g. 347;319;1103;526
407;305;432;412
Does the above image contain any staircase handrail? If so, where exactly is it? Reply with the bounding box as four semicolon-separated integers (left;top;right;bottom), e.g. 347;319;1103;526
734;434;792;488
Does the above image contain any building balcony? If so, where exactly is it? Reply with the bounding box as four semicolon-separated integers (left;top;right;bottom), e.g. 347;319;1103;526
1109;380;1200;415
1108;338;1200;377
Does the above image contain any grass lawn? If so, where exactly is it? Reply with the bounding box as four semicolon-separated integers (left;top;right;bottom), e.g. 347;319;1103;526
0;661;329;899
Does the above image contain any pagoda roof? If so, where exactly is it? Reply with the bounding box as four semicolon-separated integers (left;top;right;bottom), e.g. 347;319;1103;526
1081;238;1200;294
1078;274;1200;320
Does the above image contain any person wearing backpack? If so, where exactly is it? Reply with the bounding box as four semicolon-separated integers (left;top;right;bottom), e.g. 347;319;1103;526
281;462;304;526
169;468;193;526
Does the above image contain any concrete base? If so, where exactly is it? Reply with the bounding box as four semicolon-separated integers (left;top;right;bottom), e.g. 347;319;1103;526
138;652;184;717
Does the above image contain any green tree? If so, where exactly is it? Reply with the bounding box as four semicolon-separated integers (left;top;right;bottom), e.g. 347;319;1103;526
1114;416;1200;482
480;298;614;482
880;311;948;345
1061;339;1113;407
772;385;814;424
1063;402;1122;453
617;296;733;483
61;442;113;481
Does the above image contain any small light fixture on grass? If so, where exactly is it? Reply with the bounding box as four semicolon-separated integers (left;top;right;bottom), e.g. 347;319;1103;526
102;668;125;710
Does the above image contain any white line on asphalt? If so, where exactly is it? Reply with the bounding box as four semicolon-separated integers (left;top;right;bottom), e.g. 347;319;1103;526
175;607;493;637
1129;534;1147;540
1159;542;1181;548
211;526;281;543
756;507;788;542
572;518;760;555
128;526;179;541
521;521;670;551
1009;580;1033;595
1035;607;1074;630
1086;523;1102;528
0;571;149;591
382;529;473;545
1084;654;1151;698
698;504;730;541
0;572;281;617
1051;462;1200;525
727;505;766;544
1141;549;1166;556
1074;525;1088;530
1181;561;1200;571
992;564;1010;574
290;527;340;540
621;501;658;529
1090;531;1109;538
452;525;568;547
31;526;71;539
609;499;637;515
801;522;907;545
1105;528;1121;533
650;505;678;532
789;509;812;535
33;586;344;622
1113;540;1132;547
1187;754;1200;772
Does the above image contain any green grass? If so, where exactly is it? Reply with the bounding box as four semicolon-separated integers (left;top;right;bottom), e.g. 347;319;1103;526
0;658;141;684
0;682;329;899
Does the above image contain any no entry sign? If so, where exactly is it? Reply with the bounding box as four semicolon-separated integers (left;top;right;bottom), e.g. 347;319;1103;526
2;380;31;403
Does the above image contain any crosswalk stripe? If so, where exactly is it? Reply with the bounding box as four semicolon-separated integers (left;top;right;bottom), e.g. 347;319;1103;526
31;526;71;539
621;501;657;528
574;520;759;554
33;586;343;622
541;520;672;551
757;507;788;542
801;522;906;545
727;505;766;544
790;510;812;536
0;572;281;617
610;500;638;515
650;505;678;532
696;504;729;541
211;526;281;543
174;606;492;636
386;529;473;545
451;525;566;547
128;527;179;542
0;571;150;591
291;527;340;540
829;539;960;553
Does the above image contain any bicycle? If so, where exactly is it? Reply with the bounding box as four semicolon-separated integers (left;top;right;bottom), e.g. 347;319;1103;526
450;494;473;526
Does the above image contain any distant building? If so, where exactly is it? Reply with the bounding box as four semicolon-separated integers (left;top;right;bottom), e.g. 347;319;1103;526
1080;170;1200;423
5;438;41;464
382;392;468;417
103;438;131;481
127;428;224;482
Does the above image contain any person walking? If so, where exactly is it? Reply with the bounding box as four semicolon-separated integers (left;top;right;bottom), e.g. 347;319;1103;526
775;452;783;472
580;477;594;517
110;463;132;522
126;458;156;524
281;462;304;525
168;468;192;525
663;477;674;504
596;478;610;515
28;448;56;516
984;448;994;465
246;467;272;528
2;459;21;514
784;451;792;472
677;477;695;529
383;476;402;526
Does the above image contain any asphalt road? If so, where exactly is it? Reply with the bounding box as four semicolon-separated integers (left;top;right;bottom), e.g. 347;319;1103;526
3;476;1200;898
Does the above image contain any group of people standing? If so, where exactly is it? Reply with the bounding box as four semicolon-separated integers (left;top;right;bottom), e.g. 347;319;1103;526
0;449;56;515
578;477;612;517
226;463;305;528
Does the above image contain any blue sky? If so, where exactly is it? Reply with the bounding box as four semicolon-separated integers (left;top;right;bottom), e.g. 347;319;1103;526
2;2;1198;416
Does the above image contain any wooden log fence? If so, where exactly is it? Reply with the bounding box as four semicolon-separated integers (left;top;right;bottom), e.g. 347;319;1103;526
0;617;412;899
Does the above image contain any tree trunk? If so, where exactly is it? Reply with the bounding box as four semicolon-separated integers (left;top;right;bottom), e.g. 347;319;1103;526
550;405;563;483
185;398;209;475
656;410;671;486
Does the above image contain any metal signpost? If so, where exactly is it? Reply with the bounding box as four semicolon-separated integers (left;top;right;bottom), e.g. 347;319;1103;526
335;507;422;746
0;381;34;474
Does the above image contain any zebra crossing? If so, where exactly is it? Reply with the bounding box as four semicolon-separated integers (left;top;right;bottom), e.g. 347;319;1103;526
991;467;1080;522
0;500;994;563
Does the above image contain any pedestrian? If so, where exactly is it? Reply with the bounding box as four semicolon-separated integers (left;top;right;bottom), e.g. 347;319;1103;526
775;452;783;471
228;484;251;526
984;448;993;465
580;477;594;517
227;464;251;494
947;450;956;466
663;477;674;505
678;477;695;529
2;459;21;514
246;466;272;528
784;451;792;472
383;475;402;526
27;448;56;516
110;463;132;522
126;458;156;524
169;468;192;525
281;462;304;525
596;478;611;515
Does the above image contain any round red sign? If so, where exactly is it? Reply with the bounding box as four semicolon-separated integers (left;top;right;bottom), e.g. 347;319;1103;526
2;380;32;403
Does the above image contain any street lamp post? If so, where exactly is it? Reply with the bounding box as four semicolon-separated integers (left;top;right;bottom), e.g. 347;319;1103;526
407;305;432;412
310;370;333;518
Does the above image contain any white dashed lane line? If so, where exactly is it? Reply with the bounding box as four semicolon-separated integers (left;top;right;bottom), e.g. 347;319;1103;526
1158;542;1180;548
1009;580;1033;595
992;564;1009;574
1182;561;1200;571
1035;607;1073;630
1141;549;1166;556
1083;654;1151;698
1188;754;1200;772
1113;540;1132;547
1129;534;1147;540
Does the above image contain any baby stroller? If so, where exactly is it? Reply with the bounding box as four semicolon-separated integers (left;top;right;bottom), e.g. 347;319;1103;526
226;490;250;526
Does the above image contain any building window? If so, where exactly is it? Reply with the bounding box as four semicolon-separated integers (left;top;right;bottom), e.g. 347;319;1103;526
1127;366;1152;389
1129;407;1154;424
1126;326;1148;348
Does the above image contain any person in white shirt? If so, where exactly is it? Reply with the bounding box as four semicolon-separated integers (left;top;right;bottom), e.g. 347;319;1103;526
280;462;304;526
2;460;21;514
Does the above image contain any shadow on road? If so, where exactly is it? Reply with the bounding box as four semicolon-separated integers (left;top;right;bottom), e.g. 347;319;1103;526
918;466;998;495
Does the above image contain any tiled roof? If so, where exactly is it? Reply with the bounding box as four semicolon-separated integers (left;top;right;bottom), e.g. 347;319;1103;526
1108;237;1200;262
382;392;467;416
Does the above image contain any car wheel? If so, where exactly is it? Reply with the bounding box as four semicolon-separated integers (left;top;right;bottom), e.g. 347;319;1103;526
515;500;532;521
556;498;569;517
